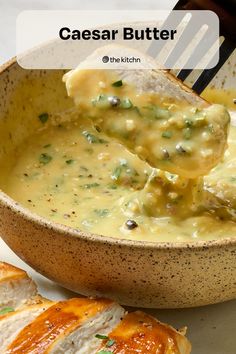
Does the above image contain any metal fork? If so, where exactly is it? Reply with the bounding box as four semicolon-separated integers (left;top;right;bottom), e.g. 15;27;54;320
147;0;236;95
174;0;236;94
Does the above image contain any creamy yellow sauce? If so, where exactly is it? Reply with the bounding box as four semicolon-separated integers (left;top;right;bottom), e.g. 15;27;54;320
64;69;230;179
202;87;236;110
1;100;236;242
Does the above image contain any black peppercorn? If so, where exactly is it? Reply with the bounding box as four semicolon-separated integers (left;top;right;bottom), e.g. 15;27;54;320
176;144;186;154
108;96;121;107
162;148;170;160
125;219;138;230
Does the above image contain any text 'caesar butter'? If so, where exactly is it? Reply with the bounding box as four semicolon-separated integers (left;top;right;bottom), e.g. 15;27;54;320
59;27;177;41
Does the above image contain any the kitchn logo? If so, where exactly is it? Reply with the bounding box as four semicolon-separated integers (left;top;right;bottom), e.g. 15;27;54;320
102;55;141;64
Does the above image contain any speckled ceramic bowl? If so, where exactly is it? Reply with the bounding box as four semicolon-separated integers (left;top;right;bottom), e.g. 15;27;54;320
0;58;235;308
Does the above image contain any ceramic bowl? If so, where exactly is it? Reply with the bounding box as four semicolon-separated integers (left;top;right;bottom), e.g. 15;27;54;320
0;58;235;308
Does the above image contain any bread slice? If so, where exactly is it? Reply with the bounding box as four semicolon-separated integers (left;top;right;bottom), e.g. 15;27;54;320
65;44;204;106
0;262;37;311
64;44;230;179
0;298;53;353
97;310;191;354
6;297;125;354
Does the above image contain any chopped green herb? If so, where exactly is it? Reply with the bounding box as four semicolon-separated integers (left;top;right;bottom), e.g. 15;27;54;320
66;159;74;165
92;94;110;108
133;106;142;116
106;339;116;347
112;80;123;87
38;112;49;124
183;127;192;140
184;118;193;127
95;334;109;340
155;107;170;119
97;351;113;354
143;105;170;120
107;184;118;190
111;160;139;182
43;144;51;148
82;131;107;144
111;166;122;180
120;98;133;109
0;307;14;315
80;166;88;172
82;183;100;189
230;177;236;182
162;131;172;139
94;209;110;217
39;153;52;165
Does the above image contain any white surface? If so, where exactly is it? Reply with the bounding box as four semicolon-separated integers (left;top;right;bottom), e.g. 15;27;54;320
0;237;235;354
0;1;236;353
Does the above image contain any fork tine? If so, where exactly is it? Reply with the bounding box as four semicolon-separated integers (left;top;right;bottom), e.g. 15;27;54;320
177;29;217;81
147;11;185;58
177;68;193;81
177;29;217;76
192;39;235;94
164;16;205;68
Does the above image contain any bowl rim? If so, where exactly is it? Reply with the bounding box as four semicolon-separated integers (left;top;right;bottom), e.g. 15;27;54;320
0;58;236;251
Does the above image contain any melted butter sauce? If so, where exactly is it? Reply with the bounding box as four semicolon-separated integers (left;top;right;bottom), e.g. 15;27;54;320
1;88;236;242
64;69;229;179
202;87;236;110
